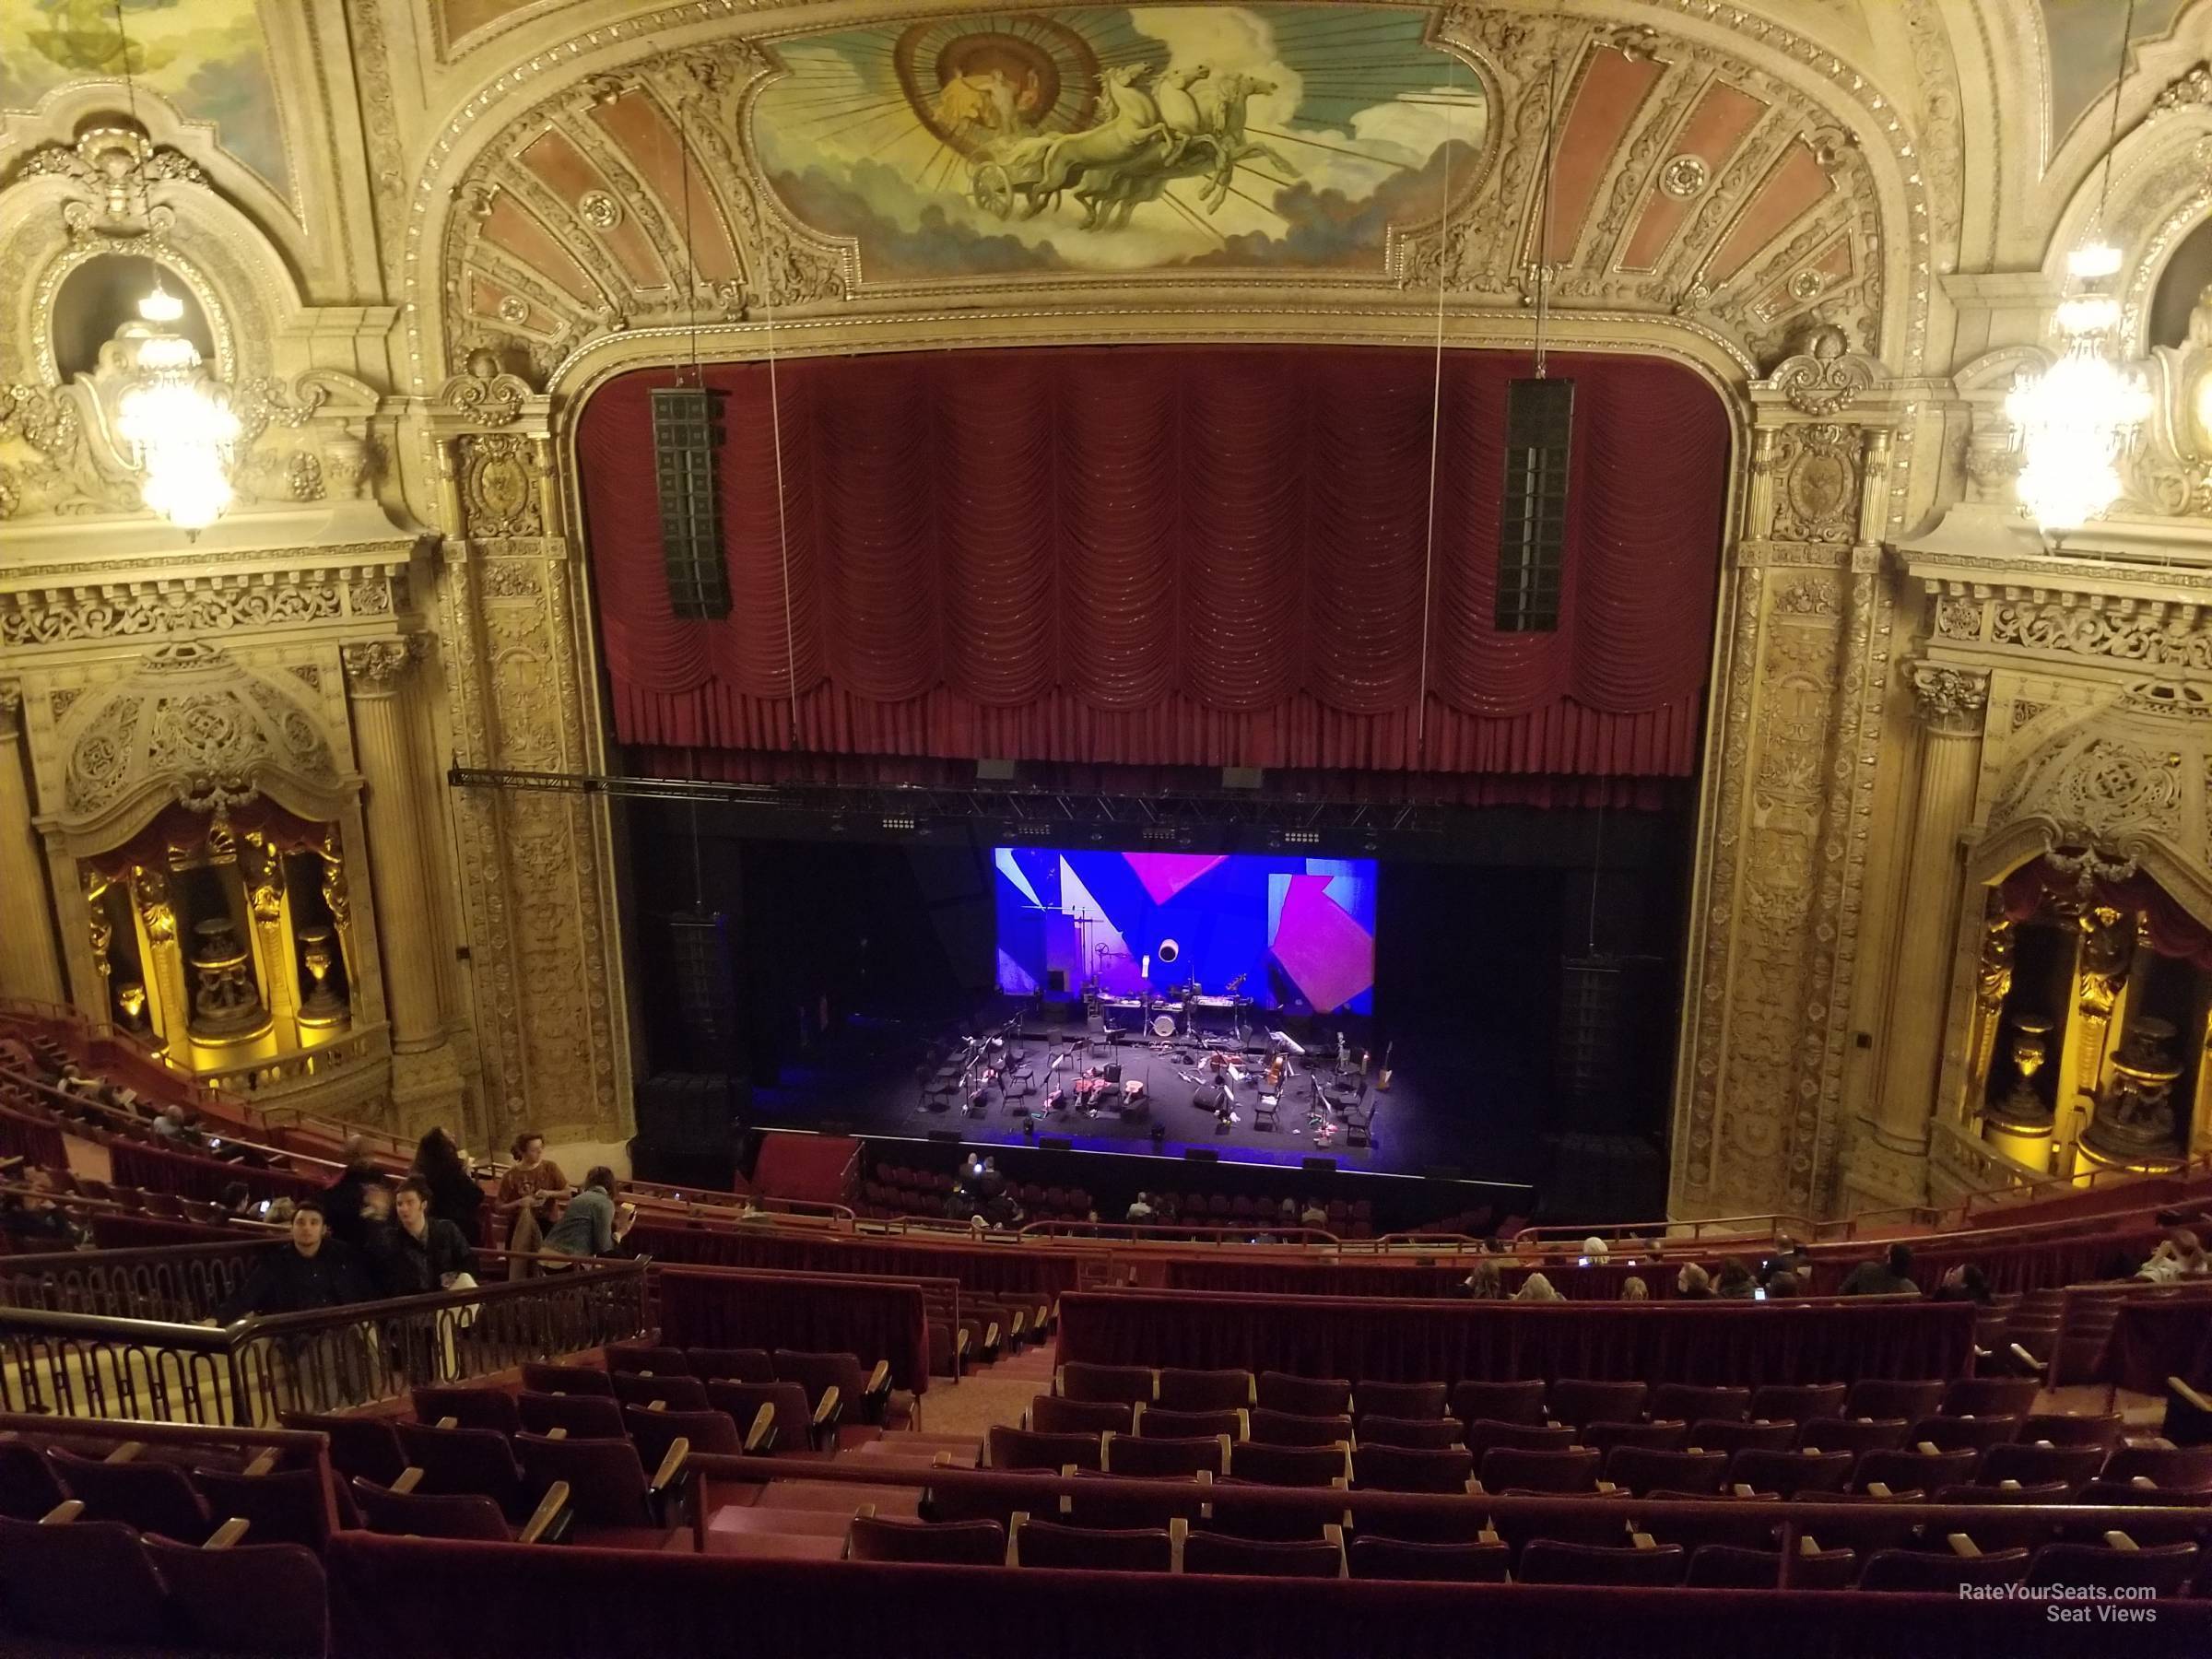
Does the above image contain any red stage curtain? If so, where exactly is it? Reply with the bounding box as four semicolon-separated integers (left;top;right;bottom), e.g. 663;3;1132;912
1053;1290;1974;1385
577;347;1728;779
653;1266;931;1394
2002;861;2212;971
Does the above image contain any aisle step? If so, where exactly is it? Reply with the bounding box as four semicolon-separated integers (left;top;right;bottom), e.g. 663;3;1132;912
755;1480;921;1517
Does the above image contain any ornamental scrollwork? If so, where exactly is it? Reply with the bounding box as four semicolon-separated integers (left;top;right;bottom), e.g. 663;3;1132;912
456;434;544;538
1766;423;1862;544
438;348;536;428
1761;325;1881;418
1908;662;1989;735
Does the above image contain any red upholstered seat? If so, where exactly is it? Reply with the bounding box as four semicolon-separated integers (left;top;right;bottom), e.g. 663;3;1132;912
46;1446;214;1544
143;1532;330;1656
2103;1444;2212;1488
514;1431;672;1531
1853;1447;1981;1494
1062;1471;1210;1530
1248;1408;1353;1448
1685;1542;1857;1589
1101;1433;1228;1478
396;1422;529;1521
0;1437;68;1521
606;1344;691;1376
776;1350;890;1424
1748;1383;1847;1422
1030;1395;1135;1436
1154;1368;1253;1412
1794;1417;1909;1454
354;1476;514;1541
2018;1412;2123;1450
1011;1514;1176;1571
1183;1527;1345;1578
192;1464;337;1553
847;1513;1006;1564
612;1371;711;1412
519;1361;616;1397
1859;1544;2030;1591
0;1512;169;1642
1583;1419;1689;1455
707;1380;823;1453
1910;1414;2021;1453
1352;1444;1474;1494
1842;1380;1945;1422
1356;1415;1464;1450
687;1347;774;1383
1652;1384;1751;1424
1255;1372;1352;1416
1939;1377;2040;1418
1477;1447;1600;1493
1347;1535;1510;1582
989;1427;1103;1473
1137;1406;1246;1441
1464;1419;1577;1460
1519;1539;1688;1586
282;1413;406;1487
517;1390;627;1439
1689;1418;1799;1455
1548;1379;1650;1429
1226;1441;1348;1488
2080;1477;2212;1506
1353;1380;1447;1421
1604;1446;1728;1497
627;1405;747;1465
2027;1539;2200;1595
1452;1380;1547;1426
1060;1362;1156;1406
1726;1449;1853;1498
413;1385;523;1438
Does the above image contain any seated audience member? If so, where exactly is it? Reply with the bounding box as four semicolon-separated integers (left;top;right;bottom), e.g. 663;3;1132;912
1513;1271;1563;1303
215;1182;254;1219
1675;1263;1713;1300
1125;1192;1155;1225
1300;1196;1328;1230
1452;1260;1503;1300
496;1130;571;1256
152;1102;207;1149
542;1167;634;1260
0;1167;84;1247
214;1201;371;1320
1837;1242;1918;1297
413;1127;487;1248
266;1197;296;1225
1582;1235;1611;1263
1933;1263;1992;1303
1713;1260;1758;1300
2137;1229;2209;1283
373;1178;477;1297
1154;1192;1182;1226
323;1140;394;1251
1619;1276;1649;1301
1277;1197;1300;1229
1762;1270;1800;1299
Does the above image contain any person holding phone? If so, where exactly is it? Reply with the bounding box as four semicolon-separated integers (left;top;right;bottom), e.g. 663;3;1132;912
541;1166;635;1261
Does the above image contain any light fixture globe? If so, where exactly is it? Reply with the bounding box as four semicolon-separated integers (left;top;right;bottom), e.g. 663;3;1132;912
110;282;240;535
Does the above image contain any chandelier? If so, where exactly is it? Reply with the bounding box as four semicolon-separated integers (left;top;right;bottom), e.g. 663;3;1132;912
2005;0;2148;537
111;278;241;535
2005;241;2150;535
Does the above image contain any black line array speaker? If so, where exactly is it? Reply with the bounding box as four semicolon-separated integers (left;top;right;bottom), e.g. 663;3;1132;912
1038;1135;1074;1152
927;1129;963;1145
1301;1157;1336;1178
651;387;730;618
1183;1147;1219;1163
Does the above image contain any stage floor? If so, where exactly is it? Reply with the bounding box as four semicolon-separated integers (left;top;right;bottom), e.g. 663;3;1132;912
747;1005;1544;1186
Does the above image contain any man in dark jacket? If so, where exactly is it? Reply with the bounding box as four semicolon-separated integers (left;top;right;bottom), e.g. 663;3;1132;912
1837;1241;1919;1298
373;1178;476;1296
322;1141;392;1252
214;1201;371;1322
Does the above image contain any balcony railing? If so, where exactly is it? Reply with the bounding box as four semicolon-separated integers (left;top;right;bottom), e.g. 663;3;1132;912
0;1254;647;1426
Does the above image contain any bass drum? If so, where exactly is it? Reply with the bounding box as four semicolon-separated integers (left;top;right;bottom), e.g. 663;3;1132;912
1151;1014;1177;1038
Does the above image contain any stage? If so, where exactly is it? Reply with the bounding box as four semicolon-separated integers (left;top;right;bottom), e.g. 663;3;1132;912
745;1001;1546;1187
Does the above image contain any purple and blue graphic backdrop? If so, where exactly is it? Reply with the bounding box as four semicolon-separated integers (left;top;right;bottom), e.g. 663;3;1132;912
994;849;1378;1014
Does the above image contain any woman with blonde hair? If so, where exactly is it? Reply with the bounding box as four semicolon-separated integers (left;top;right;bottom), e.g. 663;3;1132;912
1513;1271;1563;1302
1619;1276;1649;1300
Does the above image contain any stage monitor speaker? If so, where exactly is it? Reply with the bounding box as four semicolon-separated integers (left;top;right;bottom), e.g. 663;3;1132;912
1423;1164;1464;1182
1183;1147;1218;1163
1301;1156;1336;1177
927;1129;964;1145
976;757;1018;782
1038;1135;1074;1152
651;387;729;618
1102;1062;1123;1084
1193;1083;1225;1112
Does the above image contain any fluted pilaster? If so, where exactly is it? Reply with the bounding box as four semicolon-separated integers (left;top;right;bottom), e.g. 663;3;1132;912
0;687;65;1005
343;639;442;1053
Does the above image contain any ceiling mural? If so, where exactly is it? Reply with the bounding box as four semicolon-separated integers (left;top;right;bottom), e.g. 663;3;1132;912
2041;0;2188;158
751;5;1489;275
0;0;288;196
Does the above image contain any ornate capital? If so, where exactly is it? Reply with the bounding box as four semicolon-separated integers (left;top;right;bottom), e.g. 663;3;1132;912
1910;662;1990;735
342;637;420;695
1758;325;1883;417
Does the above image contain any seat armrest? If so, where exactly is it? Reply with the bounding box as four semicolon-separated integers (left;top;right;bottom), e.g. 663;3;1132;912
39;1501;85;1525
864;1359;893;1415
1946;1533;1981;1558
241;1448;279;1478
519;1482;571;1545
1323;1522;1347;1577
107;1441;146;1465
392;1467;426;1495
2103;1531;2139;1551
206;1517;251;1549
648;1438;692;1527
811;1384;844;1448
743;1403;778;1456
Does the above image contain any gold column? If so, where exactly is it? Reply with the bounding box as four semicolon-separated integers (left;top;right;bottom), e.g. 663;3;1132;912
1870;662;1991;1157
241;831;300;1036
2192;1008;2212;1160
342;639;443;1053
1963;901;2014;1115
0;687;66;1005
2058;903;2131;1171
133;863;190;1053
